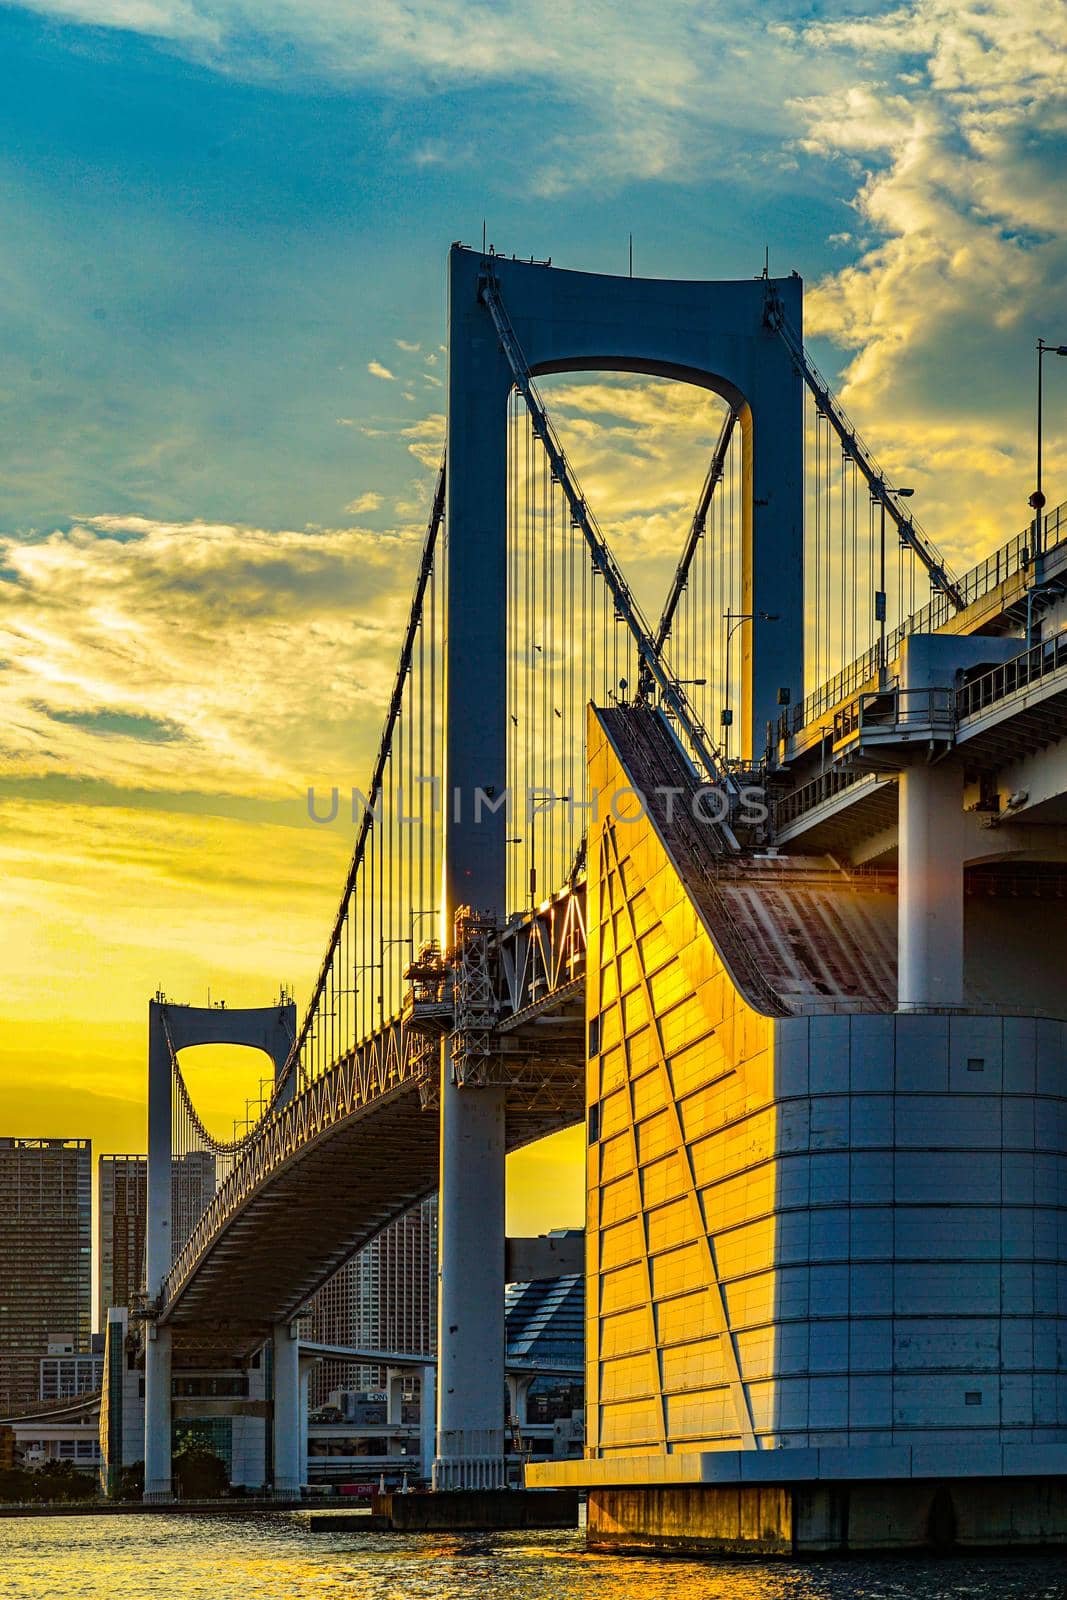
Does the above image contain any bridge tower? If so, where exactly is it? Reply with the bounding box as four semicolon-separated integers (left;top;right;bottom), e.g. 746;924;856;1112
143;999;296;1501
435;246;805;1488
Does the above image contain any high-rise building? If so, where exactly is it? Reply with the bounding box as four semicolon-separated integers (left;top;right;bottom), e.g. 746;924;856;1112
96;1150;217;1327
97;1155;147;1327
171;1150;217;1260
307;1197;438;1402
0;1139;92;1414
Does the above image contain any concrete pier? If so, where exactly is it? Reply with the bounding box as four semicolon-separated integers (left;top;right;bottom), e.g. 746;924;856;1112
433;1053;508;1489
272;1321;303;1496
375;1488;579;1533
586;1478;1067;1556
142;1325;172;1502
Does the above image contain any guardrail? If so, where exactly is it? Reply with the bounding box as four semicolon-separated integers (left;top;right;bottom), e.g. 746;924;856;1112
787;499;1067;738
838;686;955;742
957;631;1067;720
776;636;1067;833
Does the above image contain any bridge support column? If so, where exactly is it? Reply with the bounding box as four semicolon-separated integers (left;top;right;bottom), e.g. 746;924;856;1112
434;1046;507;1490
507;1373;534;1430
272;1321;302;1498
898;760;964;1009
386;1367;405;1427
419;1362;436;1484
143;1324;172;1501
144;1001;174;1500
298;1354;315;1491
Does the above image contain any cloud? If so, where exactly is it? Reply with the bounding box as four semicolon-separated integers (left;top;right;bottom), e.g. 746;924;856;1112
345;491;382;514
394;339;421;353
0;514;428;794
399;413;445;470
367;359;396;381
788;0;1067;563
3;0;848;193
8;0;219;42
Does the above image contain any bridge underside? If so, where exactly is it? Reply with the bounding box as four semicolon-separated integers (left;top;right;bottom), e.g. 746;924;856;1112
163;1076;582;1365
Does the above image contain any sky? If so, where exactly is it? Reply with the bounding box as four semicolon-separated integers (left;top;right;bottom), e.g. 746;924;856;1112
2;0;1067;1238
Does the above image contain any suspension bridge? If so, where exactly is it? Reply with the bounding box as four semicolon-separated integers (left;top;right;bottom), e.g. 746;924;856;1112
111;246;1067;1550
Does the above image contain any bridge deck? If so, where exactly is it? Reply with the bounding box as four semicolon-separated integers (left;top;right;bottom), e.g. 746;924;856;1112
601;707;898;1015
161;1074;582;1362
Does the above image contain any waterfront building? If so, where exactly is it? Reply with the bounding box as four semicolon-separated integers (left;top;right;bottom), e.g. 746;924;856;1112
170;1150;216;1262
39;1334;104;1400
0;1138;92;1414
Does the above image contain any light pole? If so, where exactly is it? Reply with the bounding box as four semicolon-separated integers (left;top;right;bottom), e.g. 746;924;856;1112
874;485;914;686
721;610;779;763
1030;339;1067;560
1025;581;1060;649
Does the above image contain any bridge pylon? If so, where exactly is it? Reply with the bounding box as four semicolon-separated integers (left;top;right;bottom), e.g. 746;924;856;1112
433;244;805;1489
143;997;296;1501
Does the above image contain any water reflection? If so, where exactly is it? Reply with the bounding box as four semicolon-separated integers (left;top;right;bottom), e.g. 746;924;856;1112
1;1517;1065;1600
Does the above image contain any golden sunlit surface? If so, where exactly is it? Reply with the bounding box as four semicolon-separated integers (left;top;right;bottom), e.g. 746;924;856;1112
585;712;775;1459
2;1514;1062;1598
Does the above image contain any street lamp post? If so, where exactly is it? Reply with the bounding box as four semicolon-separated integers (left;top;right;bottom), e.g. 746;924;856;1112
874;485;914;687
1031;339;1067;561
721;610;779;764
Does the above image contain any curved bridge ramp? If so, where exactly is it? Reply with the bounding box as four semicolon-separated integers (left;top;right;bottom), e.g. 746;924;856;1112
598;706;897;1015
159;1072;581;1365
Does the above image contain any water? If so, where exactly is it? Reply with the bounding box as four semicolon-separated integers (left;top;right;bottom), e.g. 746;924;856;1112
1;1517;1066;1600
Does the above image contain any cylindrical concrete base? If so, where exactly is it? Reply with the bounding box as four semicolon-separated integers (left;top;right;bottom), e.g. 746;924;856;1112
143;1325;172;1502
587;1479;1067;1556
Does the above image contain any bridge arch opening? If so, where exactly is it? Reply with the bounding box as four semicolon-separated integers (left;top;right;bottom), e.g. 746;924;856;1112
504;369;744;909
174;1042;279;1146
529;367;742;620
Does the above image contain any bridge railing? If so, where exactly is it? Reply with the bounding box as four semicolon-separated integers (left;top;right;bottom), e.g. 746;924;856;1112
774;632;1067;834
787;498;1067;738
957;630;1067;721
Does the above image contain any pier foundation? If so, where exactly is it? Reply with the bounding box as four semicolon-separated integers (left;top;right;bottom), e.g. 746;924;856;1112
587;1479;1067;1556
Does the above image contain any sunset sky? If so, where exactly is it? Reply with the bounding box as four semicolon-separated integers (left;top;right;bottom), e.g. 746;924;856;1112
1;0;1066;1237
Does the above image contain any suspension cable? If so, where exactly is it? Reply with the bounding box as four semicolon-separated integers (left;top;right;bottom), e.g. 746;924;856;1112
655;406;739;657
283;457;447;1085
161;1005;249;1156
764;286;964;610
